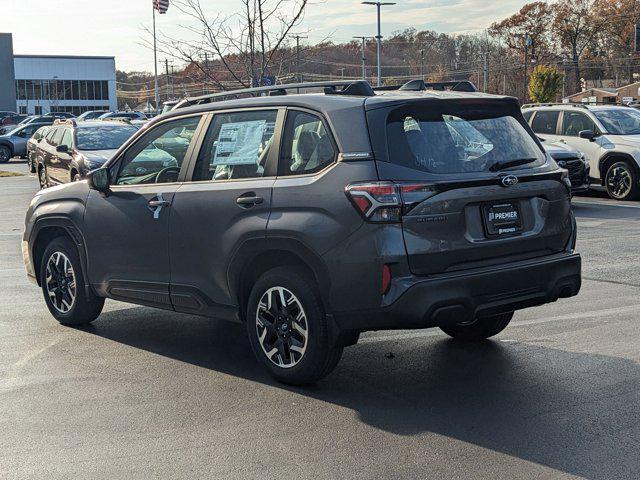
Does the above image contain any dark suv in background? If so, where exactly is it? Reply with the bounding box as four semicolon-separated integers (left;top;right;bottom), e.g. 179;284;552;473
23;80;581;385
35;119;139;187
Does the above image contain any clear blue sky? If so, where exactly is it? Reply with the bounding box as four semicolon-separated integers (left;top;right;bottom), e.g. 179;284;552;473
0;0;530;72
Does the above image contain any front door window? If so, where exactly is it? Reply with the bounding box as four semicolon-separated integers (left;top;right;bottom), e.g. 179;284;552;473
115;115;202;185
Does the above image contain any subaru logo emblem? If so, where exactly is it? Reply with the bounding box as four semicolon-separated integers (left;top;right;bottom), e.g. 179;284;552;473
501;175;519;187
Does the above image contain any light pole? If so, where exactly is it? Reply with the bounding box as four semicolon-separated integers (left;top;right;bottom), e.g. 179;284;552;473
362;1;396;87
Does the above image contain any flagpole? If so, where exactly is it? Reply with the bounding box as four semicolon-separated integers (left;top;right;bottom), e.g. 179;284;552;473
152;3;160;113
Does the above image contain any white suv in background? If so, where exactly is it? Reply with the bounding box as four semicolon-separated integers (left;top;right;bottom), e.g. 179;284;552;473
523;104;640;200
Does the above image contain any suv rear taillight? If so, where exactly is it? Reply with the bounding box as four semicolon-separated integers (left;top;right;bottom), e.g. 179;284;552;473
345;182;436;223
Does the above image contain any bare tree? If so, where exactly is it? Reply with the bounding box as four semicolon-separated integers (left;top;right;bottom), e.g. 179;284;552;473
148;0;308;90
552;0;602;93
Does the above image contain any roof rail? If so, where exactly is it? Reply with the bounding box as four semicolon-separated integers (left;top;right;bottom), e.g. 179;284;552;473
172;80;375;110
53;118;77;127
522;102;629;109
374;79;478;93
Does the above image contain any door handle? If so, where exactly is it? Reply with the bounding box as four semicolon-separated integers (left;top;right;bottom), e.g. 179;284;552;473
148;193;170;219
148;199;171;208
236;195;264;207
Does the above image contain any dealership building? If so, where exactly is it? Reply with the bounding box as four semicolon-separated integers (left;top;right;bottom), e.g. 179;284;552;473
0;33;117;115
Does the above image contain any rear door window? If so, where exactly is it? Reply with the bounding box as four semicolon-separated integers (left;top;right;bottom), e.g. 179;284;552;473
192;110;277;181
530;110;560;134
385;106;545;174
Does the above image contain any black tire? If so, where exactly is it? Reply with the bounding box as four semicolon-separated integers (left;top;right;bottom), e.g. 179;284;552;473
39;236;104;326
72;172;81;182
246;267;343;385
0;145;10;164
28;155;36;173
38;164;49;189
439;312;514;341
605;160;640;201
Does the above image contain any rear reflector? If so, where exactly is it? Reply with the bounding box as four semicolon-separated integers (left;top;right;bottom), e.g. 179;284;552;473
381;264;392;295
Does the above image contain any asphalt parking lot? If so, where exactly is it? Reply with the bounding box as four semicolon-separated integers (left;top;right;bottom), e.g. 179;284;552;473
1;159;639;480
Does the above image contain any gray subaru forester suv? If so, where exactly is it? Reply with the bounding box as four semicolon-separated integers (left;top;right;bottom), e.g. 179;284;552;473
22;80;581;385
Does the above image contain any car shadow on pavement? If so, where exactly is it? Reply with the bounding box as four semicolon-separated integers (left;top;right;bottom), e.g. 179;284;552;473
572;202;640;220
84;306;639;480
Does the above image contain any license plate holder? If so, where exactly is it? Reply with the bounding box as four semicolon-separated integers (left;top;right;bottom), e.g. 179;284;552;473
482;201;522;238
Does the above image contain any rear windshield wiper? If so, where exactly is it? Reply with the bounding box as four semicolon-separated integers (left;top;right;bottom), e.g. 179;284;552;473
489;158;537;172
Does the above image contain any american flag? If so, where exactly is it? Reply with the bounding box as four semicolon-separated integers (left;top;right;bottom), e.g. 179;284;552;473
153;0;169;14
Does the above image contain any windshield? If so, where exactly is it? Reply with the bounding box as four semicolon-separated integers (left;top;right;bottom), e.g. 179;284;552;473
76;125;139;150
386;107;545;174
593;109;640;135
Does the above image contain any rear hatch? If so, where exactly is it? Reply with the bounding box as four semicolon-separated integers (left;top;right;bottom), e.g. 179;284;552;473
366;96;573;275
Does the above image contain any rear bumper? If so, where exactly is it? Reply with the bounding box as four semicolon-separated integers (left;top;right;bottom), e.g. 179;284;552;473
333;252;581;332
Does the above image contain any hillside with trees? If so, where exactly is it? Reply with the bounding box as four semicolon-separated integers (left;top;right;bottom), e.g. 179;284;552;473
117;0;640;107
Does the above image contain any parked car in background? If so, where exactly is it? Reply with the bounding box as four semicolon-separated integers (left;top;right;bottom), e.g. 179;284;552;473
98;111;147;121
26;125;51;173
23;80;581;385
523;103;640;200
540;138;590;194
0;112;27;129
0;113;75;134
0;122;51;163
0;115;39;134
36;119;139;187
76;110;110;121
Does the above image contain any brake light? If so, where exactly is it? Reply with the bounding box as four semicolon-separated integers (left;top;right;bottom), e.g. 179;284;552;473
345;182;436;222
345;182;401;222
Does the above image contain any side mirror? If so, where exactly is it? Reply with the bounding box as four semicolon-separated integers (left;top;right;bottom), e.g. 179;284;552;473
56;144;69;153
578;130;596;142
87;168;110;192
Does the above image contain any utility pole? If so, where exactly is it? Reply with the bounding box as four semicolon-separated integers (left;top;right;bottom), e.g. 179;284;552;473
420;49;425;81
152;5;159;112
203;52;209;95
362;2;396;87
338;68;346;79
164;59;171;100
353;36;373;80
482;52;488;92
293;34;308;83
524;34;532;101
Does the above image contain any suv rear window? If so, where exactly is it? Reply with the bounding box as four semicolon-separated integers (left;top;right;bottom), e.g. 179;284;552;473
386;106;545;174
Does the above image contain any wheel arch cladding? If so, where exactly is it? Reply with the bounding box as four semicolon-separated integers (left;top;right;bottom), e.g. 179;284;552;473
229;239;331;322
599;152;639;184
31;220;88;289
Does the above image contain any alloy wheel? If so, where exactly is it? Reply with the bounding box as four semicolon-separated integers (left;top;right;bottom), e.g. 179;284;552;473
607;165;632;199
256;286;309;368
45;251;77;314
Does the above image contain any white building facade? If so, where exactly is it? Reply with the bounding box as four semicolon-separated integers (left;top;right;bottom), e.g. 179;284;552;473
14;55;117;115
0;33;117;115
